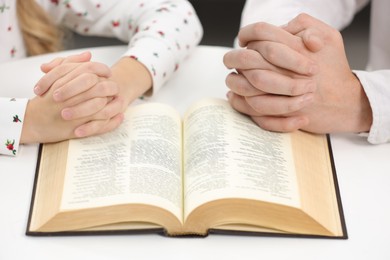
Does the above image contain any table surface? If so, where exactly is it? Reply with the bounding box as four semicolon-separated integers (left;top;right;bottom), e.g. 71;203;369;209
1;45;389;260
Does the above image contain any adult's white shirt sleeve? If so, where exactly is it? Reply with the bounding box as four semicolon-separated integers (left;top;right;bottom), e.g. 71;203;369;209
240;0;369;29
353;70;390;144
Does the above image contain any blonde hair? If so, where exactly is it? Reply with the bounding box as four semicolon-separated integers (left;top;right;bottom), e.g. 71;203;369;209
17;0;63;56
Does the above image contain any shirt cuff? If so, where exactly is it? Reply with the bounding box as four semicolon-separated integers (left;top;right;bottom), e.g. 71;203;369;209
123;36;178;97
0;98;28;156
353;70;390;144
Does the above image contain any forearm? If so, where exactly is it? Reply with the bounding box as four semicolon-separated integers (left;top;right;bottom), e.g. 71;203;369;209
47;0;202;95
122;1;203;93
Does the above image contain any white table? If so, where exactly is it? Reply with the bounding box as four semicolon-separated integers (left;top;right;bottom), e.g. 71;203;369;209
1;46;389;260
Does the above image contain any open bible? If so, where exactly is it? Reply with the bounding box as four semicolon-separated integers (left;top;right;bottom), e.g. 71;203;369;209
27;98;347;238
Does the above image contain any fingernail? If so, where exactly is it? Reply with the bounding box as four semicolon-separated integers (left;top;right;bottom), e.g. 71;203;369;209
75;128;86;137
61;108;72;120
294;117;308;128
53;91;61;101
302;93;314;103
120;113;125;123
34;85;41;95
226;91;232;100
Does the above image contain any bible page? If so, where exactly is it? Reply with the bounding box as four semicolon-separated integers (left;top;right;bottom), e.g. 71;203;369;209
183;99;300;219
61;103;183;220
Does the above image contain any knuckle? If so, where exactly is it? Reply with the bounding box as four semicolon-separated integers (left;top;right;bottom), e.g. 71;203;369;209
263;43;278;62
226;73;250;94
288;81;300;96
101;81;119;95
83;72;99;86
248;70;267;88
287;99;303;113
51;78;64;91
292;37;305;52
97;81;109;94
60;63;76;72
295;58;310;74
236;50;253;65
252;22;267;38
235;82;249;95
296;13;311;26
93;97;107;109
237;80;250;93
91;61;109;72
246;97;263;113
80;61;105;73
81;62;95;71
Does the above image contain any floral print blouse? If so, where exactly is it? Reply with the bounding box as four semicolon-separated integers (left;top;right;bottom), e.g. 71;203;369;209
0;0;202;156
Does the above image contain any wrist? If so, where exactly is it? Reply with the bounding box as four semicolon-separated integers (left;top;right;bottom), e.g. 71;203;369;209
110;57;153;107
20;99;41;144
349;74;373;133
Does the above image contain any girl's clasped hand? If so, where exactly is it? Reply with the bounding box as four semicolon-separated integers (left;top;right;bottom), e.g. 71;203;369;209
21;52;125;144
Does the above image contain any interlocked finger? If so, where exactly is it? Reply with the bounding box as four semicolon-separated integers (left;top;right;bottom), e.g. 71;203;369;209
89;96;126;121
245;92;314;115
251;115;309;132
241;69;316;96
63;79;119;108
61;97;108;120
225;71;265;97
74;113;124;138
247;41;318;76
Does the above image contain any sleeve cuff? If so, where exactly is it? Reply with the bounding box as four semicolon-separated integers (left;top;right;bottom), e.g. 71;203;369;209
123;37;178;96
353;70;390;144
0;98;28;156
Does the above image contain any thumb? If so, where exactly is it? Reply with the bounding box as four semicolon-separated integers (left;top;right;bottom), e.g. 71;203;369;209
300;29;324;52
282;14;325;52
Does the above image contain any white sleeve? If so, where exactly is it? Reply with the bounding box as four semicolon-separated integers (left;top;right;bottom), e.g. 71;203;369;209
39;0;203;94
240;0;370;29
353;70;390;144
0;98;28;156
